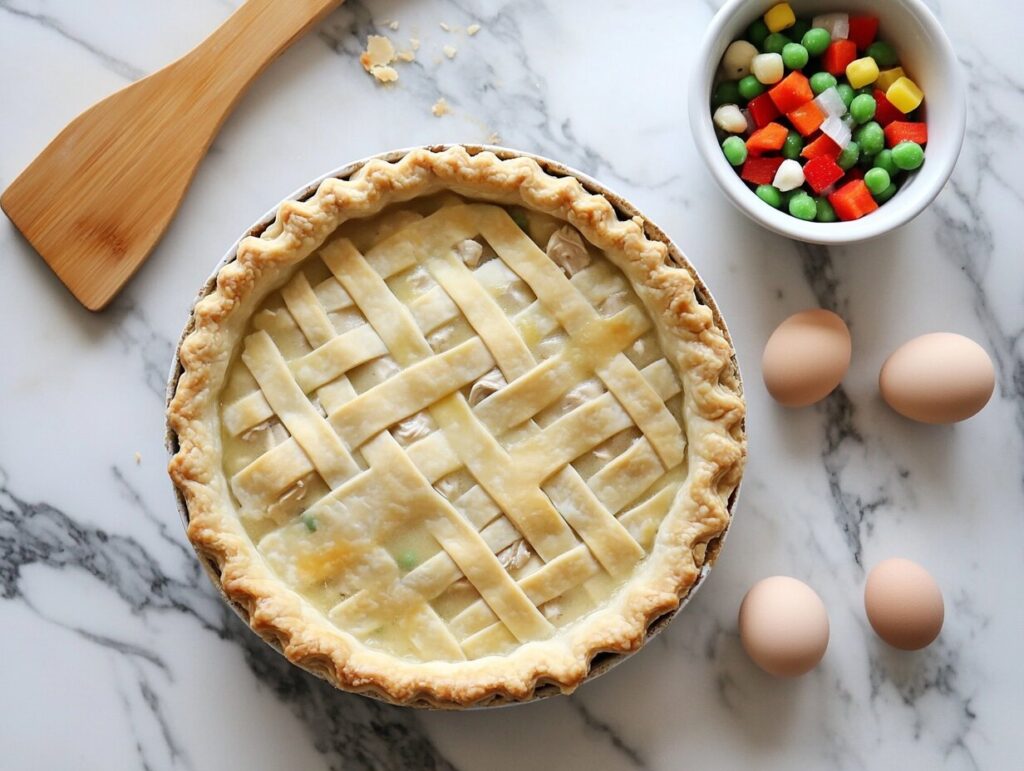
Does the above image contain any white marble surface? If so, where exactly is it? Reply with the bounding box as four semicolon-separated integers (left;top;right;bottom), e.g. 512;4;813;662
2;0;1022;768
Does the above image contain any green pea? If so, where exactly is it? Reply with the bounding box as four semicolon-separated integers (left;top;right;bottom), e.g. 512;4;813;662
837;141;860;170
815;197;838;222
789;192;817;221
782;130;804;160
738;74;765;100
836;83;856;109
755;184;783;209
802;28;831;57
397;550;419;571
747;19;771;47
855;121;885;156
864;167;891;195
873;182;898;204
712;80;742;107
809;71;837;95
892;141;925;170
866;41;899;68
789;18;811;42
763;32;791;55
850;94;877;124
782;42;809;70
722;136;748;167
873;149;898;176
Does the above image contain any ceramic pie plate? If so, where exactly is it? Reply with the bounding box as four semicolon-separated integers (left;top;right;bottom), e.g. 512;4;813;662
164;144;744;708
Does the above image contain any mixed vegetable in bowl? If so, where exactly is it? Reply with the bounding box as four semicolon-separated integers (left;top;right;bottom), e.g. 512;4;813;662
711;3;928;222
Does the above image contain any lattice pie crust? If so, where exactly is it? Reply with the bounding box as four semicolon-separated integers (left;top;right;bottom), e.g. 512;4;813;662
168;147;744;706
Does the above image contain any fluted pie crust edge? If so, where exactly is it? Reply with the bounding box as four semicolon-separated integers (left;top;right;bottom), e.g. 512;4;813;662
167;146;745;707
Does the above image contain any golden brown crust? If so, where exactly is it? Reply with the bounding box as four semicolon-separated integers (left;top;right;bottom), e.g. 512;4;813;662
167;146;745;707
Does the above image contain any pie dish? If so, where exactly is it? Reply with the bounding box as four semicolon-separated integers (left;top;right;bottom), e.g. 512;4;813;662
167;145;745;707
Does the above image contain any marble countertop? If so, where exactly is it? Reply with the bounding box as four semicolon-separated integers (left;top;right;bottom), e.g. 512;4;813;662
2;0;1022;768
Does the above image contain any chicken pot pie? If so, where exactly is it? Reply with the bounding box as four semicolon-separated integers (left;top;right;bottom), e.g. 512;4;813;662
168;146;745;707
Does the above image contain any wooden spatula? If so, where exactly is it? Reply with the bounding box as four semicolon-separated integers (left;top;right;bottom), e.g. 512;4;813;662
1;0;343;311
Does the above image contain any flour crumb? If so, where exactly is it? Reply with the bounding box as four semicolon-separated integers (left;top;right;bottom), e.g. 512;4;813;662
432;98;451;117
134;451;142;465
467;23;481;36
443;44;457;59
440;22;450;32
410;37;421;51
397;50;415;62
388;20;399;31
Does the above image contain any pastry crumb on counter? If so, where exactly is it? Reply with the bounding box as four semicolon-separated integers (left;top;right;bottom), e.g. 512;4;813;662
467;23;481;36
388;20;399;31
360;35;400;83
432;98;451;117
372;65;399;83
439;22;451;32
134;451;142;465
410;37;420;50
397;50;415;62
443;45;457;59
487;132;501;144
360;35;395;69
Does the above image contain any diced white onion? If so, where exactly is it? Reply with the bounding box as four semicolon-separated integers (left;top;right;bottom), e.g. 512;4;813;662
812;13;849;40
821;114;852;149
813;87;847;118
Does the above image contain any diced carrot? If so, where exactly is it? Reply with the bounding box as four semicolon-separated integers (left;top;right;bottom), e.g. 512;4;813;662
787;101;825;137
746;122;789;155
873;89;904;127
741;156;785;185
847;16;879;51
747;93;781;128
803;156;845;194
829;179;879;221
885;121;928;147
801;133;842;160
822;40;858;76
769;71;814;113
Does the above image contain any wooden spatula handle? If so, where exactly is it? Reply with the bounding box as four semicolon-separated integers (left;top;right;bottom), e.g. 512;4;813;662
187;0;342;96
1;0;343;311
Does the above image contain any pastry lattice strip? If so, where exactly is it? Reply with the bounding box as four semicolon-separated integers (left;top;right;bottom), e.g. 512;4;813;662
226;203;689;659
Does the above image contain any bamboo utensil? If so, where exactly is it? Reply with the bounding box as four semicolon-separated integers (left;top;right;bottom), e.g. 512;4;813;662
1;0;343;310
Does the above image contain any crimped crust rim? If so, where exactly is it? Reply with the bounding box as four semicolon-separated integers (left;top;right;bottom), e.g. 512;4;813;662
167;145;746;708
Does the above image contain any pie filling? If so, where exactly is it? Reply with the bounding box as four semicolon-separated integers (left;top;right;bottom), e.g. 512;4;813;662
218;194;690;663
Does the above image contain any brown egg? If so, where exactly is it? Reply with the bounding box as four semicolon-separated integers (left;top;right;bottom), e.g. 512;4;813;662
864;558;944;650
762;309;852;407
879;333;995;424
739;576;830;677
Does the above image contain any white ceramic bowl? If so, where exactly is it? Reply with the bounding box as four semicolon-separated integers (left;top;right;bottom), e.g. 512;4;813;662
689;0;966;244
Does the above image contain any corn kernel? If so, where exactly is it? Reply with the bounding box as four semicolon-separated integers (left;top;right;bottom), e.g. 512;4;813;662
886;76;924;113
875;67;906;92
846;57;880;89
764;3;796;33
